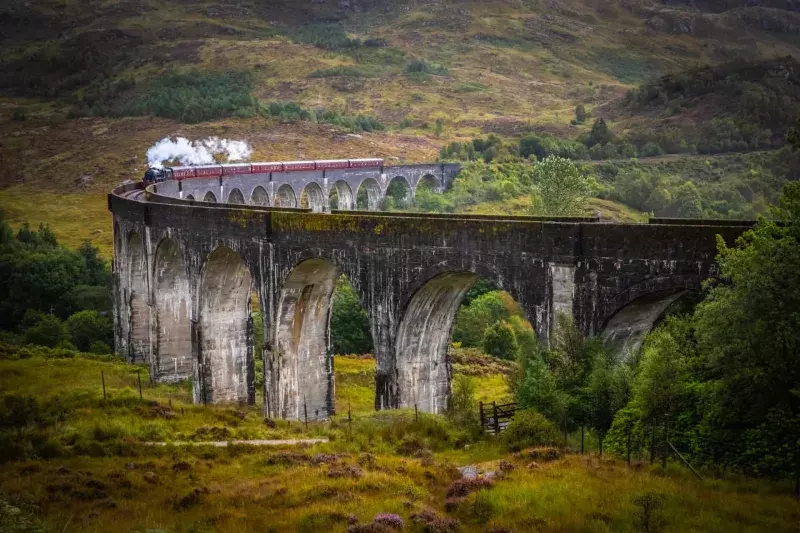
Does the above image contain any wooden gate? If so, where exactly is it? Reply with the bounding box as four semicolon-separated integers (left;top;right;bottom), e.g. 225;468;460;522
479;401;517;434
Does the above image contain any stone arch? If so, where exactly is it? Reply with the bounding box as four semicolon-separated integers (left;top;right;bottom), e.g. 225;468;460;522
251;186;270;206
128;232;149;364
152;238;192;383
275;184;297;208
203;191;218;203
274;258;340;420
186;194;195;201
387;176;412;208
417;174;440;194
329;180;354;211
228;188;245;204
300;182;326;212
601;288;690;361
198;246;253;404
394;271;480;414
356;178;382;211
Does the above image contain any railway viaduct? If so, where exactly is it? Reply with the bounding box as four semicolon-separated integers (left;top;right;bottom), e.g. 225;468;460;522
109;164;752;420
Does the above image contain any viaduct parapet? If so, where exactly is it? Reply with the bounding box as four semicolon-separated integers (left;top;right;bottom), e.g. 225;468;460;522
110;165;752;420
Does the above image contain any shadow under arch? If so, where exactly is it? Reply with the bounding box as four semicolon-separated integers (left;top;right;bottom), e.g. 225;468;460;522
198;246;253;405
251;186;270;206
329;180;354;211
203;191;218;203
152;238;192;383
417;174;440;193
228;188;245;204
601;288;690;361
128;231;149;365
275;184;297;208
185;194;195;201
300;182;326;212
356;178;382;211
273;258;340;420
393;271;481;414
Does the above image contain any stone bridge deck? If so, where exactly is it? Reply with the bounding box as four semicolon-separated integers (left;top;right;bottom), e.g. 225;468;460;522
109;179;753;421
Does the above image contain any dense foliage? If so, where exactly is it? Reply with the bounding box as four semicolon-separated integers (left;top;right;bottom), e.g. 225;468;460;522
330;277;373;355
0;213;113;352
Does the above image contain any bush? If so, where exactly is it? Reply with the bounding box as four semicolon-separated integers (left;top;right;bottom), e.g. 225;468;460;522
404;59;449;81
65;310;113;352
23;313;68;348
502;409;562;451
482;321;520;360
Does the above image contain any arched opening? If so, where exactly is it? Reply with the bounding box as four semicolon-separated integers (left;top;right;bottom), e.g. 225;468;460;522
228;188;245;204
273;259;340;420
329;180;354;211
203;191;218;203
198;247;253;404
299;182;326;212
330;276;375;414
418;174;440;193
186;194;195;201
394;274;534;414
601;289;689;361
251;186;270;206
275;184;297;208
394;272;479;413
152;239;192;383
128;232;149;364
356;178;382;211
386;176;412;210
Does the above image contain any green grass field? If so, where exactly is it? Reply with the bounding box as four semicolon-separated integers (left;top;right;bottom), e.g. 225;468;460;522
1;351;799;532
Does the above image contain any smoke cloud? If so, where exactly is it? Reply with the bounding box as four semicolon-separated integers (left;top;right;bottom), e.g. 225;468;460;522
146;136;252;167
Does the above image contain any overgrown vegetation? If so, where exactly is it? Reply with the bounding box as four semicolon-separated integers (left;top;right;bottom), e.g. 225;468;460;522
0;212;112;351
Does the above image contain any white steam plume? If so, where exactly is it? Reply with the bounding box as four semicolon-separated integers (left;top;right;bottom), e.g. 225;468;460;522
146;136;252;167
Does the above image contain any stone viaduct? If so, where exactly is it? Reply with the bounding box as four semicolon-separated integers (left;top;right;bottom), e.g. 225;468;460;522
109;163;752;421
170;163;462;212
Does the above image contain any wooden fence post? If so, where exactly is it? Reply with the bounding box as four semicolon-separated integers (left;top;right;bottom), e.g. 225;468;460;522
479;402;485;432
492;402;500;435
137;370;143;401
303;396;309;430
101;371;106;401
414;404;418;423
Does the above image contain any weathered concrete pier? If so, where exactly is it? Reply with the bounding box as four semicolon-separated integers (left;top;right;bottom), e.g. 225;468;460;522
110;163;751;420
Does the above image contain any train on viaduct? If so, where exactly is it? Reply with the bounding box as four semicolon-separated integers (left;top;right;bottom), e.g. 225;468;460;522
109;159;752;420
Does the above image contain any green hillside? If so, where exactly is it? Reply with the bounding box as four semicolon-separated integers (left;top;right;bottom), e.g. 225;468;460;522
2;0;800;249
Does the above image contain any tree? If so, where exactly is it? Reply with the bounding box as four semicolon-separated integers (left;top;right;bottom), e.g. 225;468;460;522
452;291;510;347
24;313;68;348
330;277;372;355
532;156;589;216
575;104;588;124
585;118;614;148
482;320;520;360
65;310;113;352
585;347;629;455
693;182;800;488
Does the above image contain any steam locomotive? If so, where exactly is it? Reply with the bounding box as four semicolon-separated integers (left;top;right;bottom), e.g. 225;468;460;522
143;158;385;184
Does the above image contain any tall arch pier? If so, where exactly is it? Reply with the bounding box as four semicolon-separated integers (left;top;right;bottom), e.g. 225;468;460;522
110;180;751;420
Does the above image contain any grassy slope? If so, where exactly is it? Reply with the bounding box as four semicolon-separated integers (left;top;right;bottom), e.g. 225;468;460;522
1;353;799;532
4;0;800;252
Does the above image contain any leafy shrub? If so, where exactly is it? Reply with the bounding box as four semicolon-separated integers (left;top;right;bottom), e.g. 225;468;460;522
502;409;562;451
482;321;520;360
405;59;449;81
